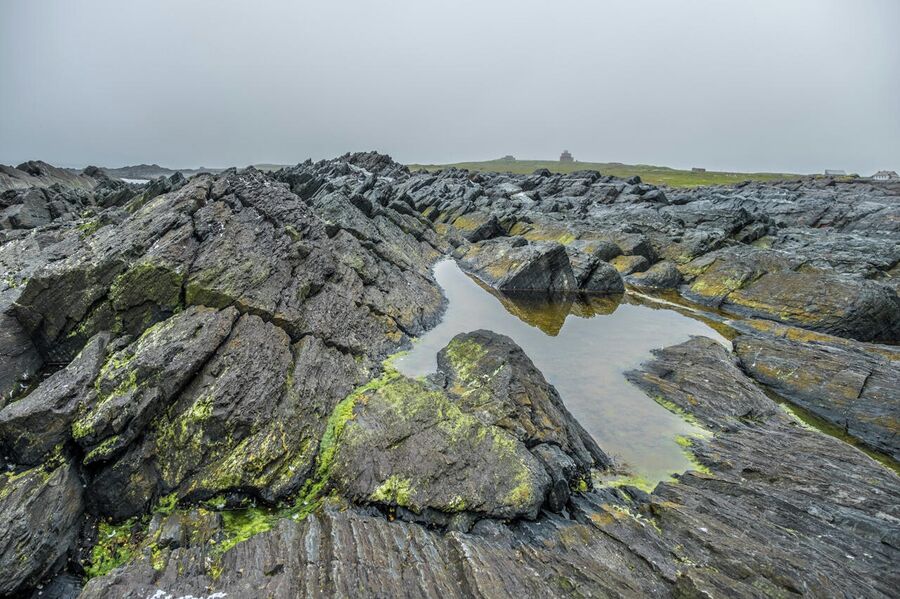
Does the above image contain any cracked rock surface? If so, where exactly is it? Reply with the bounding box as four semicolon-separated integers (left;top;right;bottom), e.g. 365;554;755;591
0;153;897;597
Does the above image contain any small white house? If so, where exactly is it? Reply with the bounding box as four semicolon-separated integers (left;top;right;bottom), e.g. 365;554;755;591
872;170;899;181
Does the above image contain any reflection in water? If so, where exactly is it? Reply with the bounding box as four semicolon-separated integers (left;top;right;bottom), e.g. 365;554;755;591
395;260;731;487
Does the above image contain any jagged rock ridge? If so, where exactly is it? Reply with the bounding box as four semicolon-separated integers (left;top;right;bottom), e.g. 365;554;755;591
0;152;897;597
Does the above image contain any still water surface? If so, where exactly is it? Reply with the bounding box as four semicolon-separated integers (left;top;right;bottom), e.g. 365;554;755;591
395;259;730;486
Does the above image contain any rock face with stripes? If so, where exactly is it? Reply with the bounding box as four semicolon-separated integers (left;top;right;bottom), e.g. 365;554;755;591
0;153;898;597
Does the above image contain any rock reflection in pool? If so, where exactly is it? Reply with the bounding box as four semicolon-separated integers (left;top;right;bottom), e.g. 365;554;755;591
394;259;731;489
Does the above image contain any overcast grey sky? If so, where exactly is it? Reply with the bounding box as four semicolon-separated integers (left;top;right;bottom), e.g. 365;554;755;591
1;0;898;174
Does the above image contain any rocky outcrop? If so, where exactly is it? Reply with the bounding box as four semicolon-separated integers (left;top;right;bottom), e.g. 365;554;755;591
2;154;899;597
625;337;900;597
72;306;238;468
78;336;900;599
0;161;102;192
405;168;900;342
330;331;608;524
455;238;577;293
0;456;84;596
625;260;682;290
330;374;553;522
436;331;609;472
733;320;900;460
724;270;900;342
0;332;109;465
681;245;900;342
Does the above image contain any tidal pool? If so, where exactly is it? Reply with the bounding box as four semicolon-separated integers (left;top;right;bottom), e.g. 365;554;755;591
394;259;731;488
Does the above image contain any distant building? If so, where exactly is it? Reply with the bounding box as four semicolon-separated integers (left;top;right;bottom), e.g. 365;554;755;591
824;169;846;176
560;150;574;163
872;170;899;181
691;167;706;173
500;155;516;161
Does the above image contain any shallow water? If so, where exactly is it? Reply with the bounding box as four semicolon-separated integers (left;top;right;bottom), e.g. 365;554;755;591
395;259;731;486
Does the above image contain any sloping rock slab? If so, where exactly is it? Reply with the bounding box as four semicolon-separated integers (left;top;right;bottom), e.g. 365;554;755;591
436;330;609;472
0;457;83;595
733;321;900;460
627;337;900;597
0;332;109;466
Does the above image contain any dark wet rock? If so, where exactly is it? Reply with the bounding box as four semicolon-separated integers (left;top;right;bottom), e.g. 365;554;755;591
0;332;109;466
627;337;900;597
580;260;624;293
681;245;799;303
72;306;238;466
436;330;609;473
0;457;83;596
5;156;900;597
531;443;577;512
627;337;777;429
12;177;210;362
625;260;682;290
69;334;900;599
640;188;668;204
0;161;101;193
0;186;96;230
200;166;443;355
0;310;42;405
450;211;503;242
330;372;552;520
1;188;53;229
149;314;294;499
562;240;625;293
78;502;672;599
0;167;138;230
610;254;649;275
92;177;136;209
88;316;365;520
733;320;900;460
725;270;900;343
399;166;899;343
21;573;82;599
455;238;576;292
682;246;900;342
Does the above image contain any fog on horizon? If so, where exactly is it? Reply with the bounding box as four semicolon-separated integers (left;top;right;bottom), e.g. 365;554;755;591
1;0;898;175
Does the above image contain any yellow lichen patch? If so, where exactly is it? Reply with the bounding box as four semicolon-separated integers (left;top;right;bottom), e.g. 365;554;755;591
442;337;489;384
508;222;577;245
452;213;490;232
745;319;900;360
689;275;748;299
370;475;415;508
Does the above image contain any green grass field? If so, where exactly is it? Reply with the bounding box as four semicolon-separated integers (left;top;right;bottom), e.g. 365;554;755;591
406;158;803;188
